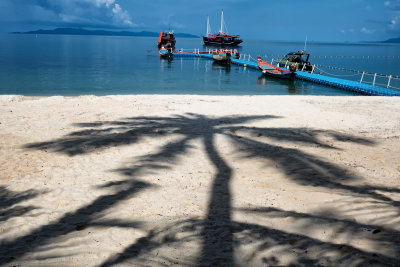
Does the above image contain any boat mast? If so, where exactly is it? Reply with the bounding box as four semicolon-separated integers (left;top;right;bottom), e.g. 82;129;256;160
304;35;307;51
207;16;210;35
220;9;224;33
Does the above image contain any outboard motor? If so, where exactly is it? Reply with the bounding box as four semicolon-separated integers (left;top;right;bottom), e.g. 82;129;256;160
289;64;297;72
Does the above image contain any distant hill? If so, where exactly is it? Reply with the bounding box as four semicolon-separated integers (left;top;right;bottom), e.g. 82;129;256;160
382;37;400;43
11;28;199;38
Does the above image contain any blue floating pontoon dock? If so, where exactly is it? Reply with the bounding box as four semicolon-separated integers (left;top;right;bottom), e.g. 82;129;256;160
171;51;400;96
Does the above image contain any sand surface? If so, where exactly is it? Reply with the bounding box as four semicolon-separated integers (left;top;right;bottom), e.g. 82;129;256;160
0;95;399;266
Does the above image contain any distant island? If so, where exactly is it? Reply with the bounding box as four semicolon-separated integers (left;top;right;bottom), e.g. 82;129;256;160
382;37;400;43
11;28;199;38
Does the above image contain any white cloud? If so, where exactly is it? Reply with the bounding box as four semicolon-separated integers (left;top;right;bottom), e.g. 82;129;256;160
388;17;399;29
84;0;115;7
83;0;133;26
384;1;400;33
112;3;134;26
340;28;355;34
1;0;136;28
361;27;375;34
162;14;184;29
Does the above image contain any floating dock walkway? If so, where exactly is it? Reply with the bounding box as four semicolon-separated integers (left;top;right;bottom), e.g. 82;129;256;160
171;51;400;96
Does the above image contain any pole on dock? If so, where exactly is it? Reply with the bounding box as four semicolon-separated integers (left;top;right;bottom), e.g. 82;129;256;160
360;72;365;83
387;75;392;88
372;73;377;86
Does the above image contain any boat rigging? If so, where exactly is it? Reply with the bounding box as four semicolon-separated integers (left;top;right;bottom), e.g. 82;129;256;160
203;9;243;46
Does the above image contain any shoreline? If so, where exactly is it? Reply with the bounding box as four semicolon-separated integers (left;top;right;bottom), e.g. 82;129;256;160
1;94;399;266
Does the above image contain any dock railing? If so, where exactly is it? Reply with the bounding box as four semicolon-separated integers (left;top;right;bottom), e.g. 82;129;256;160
311;63;400;91
253;53;400;91
175;50;400;92
359;72;400;90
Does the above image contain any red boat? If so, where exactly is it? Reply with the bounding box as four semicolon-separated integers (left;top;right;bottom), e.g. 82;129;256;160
157;31;176;49
203;10;243;46
257;57;296;80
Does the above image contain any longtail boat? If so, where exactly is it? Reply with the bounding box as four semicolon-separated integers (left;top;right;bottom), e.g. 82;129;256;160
257;57;296;80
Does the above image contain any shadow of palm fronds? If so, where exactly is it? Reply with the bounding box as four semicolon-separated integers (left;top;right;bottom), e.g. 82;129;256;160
99;214;398;267
0;186;41;223
227;131;399;206
0;180;151;265
10;113;397;266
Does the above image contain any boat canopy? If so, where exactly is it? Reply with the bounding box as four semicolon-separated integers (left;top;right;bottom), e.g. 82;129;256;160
282;52;310;63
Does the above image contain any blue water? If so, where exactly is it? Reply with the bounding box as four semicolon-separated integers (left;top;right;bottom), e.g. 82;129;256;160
0;34;399;96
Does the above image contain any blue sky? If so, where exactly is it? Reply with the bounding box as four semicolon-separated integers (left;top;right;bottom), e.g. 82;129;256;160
0;0;399;42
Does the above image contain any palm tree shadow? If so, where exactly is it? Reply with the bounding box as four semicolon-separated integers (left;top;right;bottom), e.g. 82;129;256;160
226;131;400;205
5;113;397;266
3;114;271;265
0;186;41;223
100;117;399;266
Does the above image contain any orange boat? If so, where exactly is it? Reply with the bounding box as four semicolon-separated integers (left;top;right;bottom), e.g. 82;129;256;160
257;57;296;80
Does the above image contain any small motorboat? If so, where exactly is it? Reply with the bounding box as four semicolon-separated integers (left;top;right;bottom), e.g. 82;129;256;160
212;49;239;64
212;50;231;64
257;57;296;80
159;45;174;59
277;51;314;72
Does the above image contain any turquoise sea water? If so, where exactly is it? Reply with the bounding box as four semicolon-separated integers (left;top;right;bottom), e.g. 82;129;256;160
0;34;399;96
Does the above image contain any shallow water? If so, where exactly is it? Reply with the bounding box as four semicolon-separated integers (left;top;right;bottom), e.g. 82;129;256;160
0;34;399;96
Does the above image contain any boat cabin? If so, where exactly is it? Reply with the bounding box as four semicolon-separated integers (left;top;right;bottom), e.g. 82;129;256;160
157;31;176;49
277;51;313;72
283;52;310;64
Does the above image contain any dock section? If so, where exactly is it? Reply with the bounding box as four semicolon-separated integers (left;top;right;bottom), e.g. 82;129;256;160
294;71;400;96
171;51;400;96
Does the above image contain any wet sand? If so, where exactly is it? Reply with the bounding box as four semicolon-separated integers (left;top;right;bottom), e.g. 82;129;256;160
0;95;399;266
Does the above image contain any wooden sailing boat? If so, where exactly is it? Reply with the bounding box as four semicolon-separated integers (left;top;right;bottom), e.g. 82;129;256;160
203;9;243;46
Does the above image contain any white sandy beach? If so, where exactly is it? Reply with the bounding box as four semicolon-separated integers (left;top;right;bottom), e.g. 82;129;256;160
0;95;399;266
